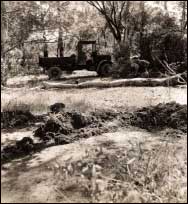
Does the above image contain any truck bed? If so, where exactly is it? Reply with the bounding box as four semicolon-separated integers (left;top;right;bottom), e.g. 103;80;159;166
39;57;75;70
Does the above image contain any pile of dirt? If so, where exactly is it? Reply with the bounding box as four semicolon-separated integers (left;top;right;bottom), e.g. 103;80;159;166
92;111;120;122
1;137;46;164
34;112;73;142
1;110;36;129
33;110;117;144
2;102;186;164
1;108;120;164
130;102;187;132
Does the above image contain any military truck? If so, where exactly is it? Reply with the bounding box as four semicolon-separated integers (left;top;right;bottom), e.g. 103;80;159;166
39;40;112;79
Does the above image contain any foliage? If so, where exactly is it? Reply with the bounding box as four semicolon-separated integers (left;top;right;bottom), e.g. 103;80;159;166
1;1;187;80
110;3;187;78
87;1;130;43
113;43;130;61
137;8;186;64
1;58;8;86
54;140;187;203
157;32;187;63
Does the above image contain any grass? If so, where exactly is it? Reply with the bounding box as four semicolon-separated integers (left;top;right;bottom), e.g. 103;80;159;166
52;139;187;203
1;94;93;115
1;85;187;203
1;86;187;115
2;101;31;112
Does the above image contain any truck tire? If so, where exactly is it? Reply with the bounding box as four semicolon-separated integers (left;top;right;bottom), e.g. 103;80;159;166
48;67;62;80
98;62;112;77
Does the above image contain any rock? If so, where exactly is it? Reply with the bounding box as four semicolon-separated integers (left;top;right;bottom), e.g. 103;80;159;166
49;103;65;113
16;137;33;146
71;112;92;129
16;137;34;154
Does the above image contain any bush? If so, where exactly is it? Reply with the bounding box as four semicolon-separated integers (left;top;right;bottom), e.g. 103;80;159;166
157;32;187;63
112;43;151;78
132;9;187;75
113;43;130;62
1;58;8;86
112;43;132;78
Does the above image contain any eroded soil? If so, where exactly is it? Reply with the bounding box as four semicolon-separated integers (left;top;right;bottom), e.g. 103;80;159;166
1;102;187;165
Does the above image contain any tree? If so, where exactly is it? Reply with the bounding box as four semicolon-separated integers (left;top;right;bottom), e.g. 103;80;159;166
87;1;130;44
41;1;70;57
1;1;7;58
137;1;153;62
56;1;67;57
1;1;41;55
1;1;8;85
179;1;187;35
164;1;168;10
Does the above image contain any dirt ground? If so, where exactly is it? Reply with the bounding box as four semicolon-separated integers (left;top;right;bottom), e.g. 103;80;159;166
2;85;187;114
1;72;187;203
1;127;187;203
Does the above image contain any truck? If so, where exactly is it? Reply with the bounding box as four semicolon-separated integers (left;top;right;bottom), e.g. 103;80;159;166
39;40;112;79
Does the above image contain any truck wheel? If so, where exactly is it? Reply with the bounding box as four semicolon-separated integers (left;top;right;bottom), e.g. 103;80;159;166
98;63;112;77
48;67;62;80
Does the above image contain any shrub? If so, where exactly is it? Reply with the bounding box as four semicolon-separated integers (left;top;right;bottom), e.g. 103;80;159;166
1;58;8;86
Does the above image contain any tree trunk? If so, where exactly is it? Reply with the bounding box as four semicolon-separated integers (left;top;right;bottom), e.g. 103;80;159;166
139;1;153;62
1;1;7;58
57;3;64;57
1;1;8;86
42;73;187;89
139;1;145;46
21;46;26;67
43;43;48;57
57;29;64;57
181;1;187;35
164;1;168;10
40;4;48;58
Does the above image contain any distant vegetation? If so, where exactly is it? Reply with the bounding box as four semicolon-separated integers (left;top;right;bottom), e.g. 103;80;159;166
1;1;187;83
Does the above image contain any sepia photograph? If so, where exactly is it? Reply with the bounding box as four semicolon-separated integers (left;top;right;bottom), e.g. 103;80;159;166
1;1;187;203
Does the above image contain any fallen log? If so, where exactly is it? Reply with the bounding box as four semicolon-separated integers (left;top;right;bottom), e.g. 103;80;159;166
42;82;78;89
42;72;187;89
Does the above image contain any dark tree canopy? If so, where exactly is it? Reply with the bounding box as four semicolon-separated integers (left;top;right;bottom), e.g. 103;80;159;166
87;1;130;44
